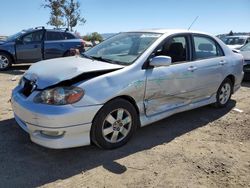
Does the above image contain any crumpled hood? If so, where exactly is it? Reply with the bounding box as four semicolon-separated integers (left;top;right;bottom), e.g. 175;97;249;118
24;56;124;89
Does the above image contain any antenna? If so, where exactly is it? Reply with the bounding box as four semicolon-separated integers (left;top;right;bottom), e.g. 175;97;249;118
188;16;199;30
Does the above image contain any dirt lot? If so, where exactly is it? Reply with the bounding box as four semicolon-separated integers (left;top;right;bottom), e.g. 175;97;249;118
0;65;249;188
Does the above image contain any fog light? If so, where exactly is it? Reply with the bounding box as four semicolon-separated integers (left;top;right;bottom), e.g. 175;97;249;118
40;130;65;137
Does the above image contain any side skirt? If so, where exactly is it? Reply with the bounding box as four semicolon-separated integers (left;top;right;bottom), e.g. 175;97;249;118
139;94;217;127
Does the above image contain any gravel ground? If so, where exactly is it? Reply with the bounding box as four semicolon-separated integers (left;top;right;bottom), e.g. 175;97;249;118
0;64;249;188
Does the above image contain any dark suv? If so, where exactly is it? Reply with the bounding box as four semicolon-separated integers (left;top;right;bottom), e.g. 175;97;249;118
0;27;85;70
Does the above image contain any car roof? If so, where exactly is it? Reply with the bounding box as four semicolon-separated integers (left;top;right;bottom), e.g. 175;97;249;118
44;29;73;33
25;27;72;34
127;29;209;35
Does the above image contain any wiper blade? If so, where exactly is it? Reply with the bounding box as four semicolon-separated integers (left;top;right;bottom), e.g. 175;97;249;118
87;55;128;66
90;56;116;64
81;53;94;60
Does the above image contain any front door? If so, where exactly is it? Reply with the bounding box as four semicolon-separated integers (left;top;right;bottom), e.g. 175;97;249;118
144;61;197;116
16;30;44;63
144;35;197;116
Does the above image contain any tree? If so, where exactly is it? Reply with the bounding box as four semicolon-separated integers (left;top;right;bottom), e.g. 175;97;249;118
63;0;86;31
43;0;86;31
91;32;103;41
83;32;103;42
43;0;65;28
228;30;234;36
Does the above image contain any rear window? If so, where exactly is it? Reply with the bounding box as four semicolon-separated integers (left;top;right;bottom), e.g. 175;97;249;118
193;36;224;60
62;33;76;40
46;31;64;41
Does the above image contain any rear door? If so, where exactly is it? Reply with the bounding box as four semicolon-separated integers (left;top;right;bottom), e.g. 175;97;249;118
190;34;225;103
15;30;44;63
44;31;65;59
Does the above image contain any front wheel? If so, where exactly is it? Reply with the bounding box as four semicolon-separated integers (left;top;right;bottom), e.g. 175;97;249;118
0;52;12;71
214;78;233;108
91;98;138;149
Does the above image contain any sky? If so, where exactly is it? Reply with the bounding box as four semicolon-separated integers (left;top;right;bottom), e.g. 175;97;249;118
0;0;249;36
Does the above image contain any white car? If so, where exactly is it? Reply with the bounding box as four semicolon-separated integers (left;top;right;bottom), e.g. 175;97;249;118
223;35;250;49
11;29;244;149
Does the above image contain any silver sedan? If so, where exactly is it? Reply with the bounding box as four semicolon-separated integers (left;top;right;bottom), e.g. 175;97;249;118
11;29;244;149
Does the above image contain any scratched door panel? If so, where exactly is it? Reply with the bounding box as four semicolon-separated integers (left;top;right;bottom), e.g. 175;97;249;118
144;62;197;116
191;57;224;103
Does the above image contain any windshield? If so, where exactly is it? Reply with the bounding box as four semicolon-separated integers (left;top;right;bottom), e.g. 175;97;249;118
241;43;250;51
6;30;27;41
223;37;246;45
84;32;162;65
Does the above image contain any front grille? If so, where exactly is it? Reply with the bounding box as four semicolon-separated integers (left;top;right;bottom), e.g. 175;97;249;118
21;78;35;97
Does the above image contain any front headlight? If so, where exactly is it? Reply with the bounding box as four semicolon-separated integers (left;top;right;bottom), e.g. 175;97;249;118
34;86;84;105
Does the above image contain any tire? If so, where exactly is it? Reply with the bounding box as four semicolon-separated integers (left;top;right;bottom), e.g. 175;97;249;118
63;50;71;57
214;78;233;108
0;52;12;70
91;98;139;149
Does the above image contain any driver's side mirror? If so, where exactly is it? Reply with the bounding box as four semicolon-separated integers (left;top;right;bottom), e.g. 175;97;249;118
15;38;23;45
149;56;172;67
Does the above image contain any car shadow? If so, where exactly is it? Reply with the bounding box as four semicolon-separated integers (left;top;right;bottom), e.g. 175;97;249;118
0;100;236;187
0;64;30;75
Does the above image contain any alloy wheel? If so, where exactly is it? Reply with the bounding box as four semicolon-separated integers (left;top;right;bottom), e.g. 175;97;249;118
102;108;132;143
0;55;9;69
219;83;231;105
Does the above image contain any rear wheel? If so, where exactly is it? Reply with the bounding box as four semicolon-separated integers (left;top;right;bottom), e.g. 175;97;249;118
63;51;71;57
0;52;12;70
214;78;232;108
91;98;138;149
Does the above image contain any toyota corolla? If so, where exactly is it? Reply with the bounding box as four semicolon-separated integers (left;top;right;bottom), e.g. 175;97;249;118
11;29;244;149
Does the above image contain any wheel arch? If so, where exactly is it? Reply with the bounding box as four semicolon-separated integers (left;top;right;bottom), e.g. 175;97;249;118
90;95;141;147
225;74;235;92
91;95;141;128
63;50;71;57
0;50;15;63
114;95;140;116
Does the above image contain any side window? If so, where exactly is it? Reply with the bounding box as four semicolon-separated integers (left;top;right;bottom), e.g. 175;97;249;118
193;36;223;60
154;36;188;63
46;32;64;41
62;33;76;40
22;31;43;43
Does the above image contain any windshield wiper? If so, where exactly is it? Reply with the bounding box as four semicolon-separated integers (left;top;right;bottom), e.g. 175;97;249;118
89;56;117;64
83;55;128;66
81;53;94;60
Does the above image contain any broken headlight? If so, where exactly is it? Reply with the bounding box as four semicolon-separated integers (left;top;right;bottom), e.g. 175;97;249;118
34;86;84;105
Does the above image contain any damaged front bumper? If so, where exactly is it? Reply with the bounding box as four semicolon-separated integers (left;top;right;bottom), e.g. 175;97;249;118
11;86;102;149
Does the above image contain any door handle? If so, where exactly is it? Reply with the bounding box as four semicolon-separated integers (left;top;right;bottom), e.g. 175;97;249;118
188;66;197;72
34;44;39;48
219;60;227;65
